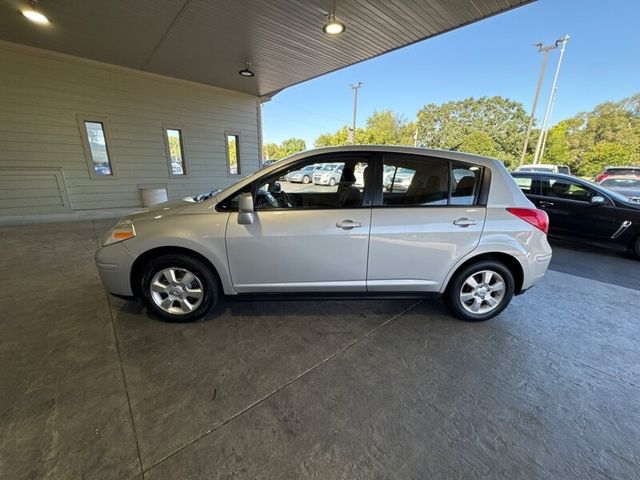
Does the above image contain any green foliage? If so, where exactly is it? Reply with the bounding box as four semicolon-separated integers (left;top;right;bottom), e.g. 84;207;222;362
541;93;640;176
262;138;306;160
457;130;498;158
415;96;530;168
314;110;414;147
581;142;634;177
303;93;640;176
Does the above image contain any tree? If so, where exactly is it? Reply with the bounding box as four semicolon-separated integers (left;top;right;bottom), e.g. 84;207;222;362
262;138;306;160
314;110;413;147
540;93;640;175
457;130;498;158
415;96;530;168
278;138;307;157
581;142;634;177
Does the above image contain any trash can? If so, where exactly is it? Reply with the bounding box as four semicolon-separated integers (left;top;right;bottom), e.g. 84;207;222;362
138;185;168;207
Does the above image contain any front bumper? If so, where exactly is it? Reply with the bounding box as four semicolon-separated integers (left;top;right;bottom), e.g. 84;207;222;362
95;242;136;297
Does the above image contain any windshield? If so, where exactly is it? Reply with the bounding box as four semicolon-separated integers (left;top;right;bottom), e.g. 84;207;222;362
601;178;640;188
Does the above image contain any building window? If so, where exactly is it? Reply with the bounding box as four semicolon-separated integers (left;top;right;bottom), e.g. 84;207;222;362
78;115;115;179
225;133;240;175
164;127;187;176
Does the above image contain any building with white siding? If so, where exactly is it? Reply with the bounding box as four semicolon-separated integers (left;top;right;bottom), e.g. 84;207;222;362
0;0;532;221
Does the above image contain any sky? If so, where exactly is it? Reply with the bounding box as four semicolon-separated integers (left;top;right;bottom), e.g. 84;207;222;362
262;0;640;148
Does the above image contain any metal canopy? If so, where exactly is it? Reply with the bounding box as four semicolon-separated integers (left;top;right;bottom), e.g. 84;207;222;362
0;0;533;97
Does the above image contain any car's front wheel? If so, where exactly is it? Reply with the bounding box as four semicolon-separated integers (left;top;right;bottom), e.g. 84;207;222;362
445;260;514;322
139;254;219;322
302;175;310;184
329;178;336;186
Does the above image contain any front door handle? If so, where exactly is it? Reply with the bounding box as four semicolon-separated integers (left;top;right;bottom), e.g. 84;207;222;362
539;201;555;207
336;219;363;230
453;217;478;227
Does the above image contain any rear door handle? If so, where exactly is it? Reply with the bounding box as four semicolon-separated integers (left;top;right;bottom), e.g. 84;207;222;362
453;217;478;227
539;201;555;207
336;219;363;230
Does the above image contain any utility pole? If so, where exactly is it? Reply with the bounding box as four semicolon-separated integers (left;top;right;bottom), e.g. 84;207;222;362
533;34;570;165
349;82;363;144
518;41;558;167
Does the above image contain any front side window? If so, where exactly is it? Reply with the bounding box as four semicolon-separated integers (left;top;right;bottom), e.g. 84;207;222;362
540;179;595;202
226;133;240;175
254;158;369;210
165;128;186;176
82;120;113;176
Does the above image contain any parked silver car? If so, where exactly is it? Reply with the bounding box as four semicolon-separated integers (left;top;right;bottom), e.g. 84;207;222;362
313;163;343;186
285;163;320;183
96;146;552;323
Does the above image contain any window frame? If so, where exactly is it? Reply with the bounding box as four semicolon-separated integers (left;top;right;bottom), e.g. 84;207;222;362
215;152;375;212
224;131;241;177
372;153;488;208
163;125;188;178
77;114;117;180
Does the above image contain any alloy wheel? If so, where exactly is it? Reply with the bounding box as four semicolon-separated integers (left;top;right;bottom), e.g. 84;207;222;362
459;270;505;315
150;267;204;315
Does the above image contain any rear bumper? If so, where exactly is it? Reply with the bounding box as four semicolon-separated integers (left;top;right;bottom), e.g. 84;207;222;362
521;252;552;291
95;242;135;296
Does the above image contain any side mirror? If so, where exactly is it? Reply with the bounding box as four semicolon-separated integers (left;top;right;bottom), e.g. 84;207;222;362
237;193;255;225
590;195;605;206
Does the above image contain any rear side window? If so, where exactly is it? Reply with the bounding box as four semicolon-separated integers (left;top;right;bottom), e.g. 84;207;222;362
381;156;482;207
382;157;448;206
450;163;482;205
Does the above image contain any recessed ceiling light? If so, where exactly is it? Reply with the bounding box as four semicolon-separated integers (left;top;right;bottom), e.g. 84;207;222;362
238;62;255;77
323;14;345;35
20;8;51;25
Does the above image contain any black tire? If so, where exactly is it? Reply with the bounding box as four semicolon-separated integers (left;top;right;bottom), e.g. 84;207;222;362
139;254;219;322
444;260;515;322
302;175;310;184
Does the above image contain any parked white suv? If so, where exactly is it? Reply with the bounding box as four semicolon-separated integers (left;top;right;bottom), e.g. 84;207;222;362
96;146;552;322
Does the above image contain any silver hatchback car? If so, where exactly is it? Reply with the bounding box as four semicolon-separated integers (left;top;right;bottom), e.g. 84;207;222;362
96;146;552;322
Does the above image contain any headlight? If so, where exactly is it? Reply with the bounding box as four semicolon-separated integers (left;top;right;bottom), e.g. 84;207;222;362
103;219;136;246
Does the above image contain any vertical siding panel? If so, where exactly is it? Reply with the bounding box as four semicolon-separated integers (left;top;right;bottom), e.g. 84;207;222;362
0;42;260;215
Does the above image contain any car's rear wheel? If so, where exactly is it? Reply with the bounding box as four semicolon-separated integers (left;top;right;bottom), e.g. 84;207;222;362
445;260;515;322
303;175;310;184
139;254;219;322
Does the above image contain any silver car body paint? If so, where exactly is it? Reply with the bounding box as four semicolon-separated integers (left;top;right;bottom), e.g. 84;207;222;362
95;146;551;297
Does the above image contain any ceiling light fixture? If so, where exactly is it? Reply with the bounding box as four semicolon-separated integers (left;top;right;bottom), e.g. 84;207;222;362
20;8;50;25
238;62;255;77
323;13;345;35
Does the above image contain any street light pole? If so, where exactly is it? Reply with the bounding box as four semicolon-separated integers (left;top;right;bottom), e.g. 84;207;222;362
349;82;363;144
519;41;558;167
533;34;570;165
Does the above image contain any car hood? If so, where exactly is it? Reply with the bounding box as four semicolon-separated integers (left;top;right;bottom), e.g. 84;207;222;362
124;198;195;222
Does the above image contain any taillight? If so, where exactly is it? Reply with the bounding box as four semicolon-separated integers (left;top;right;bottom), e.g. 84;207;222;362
507;208;549;234
595;173;610;183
